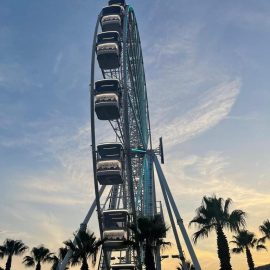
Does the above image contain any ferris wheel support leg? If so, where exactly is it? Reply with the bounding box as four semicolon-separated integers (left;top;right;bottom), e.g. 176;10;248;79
152;156;161;270
58;185;106;270
153;157;188;270
153;154;202;270
155;248;162;270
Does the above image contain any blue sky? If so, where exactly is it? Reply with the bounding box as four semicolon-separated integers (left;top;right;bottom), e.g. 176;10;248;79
1;1;270;269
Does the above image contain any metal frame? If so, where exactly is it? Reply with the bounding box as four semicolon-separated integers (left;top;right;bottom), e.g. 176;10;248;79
89;4;151;270
153;154;202;270
58;185;106;270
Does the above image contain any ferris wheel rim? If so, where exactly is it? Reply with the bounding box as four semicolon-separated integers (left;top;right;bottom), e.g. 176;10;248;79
90;3;152;269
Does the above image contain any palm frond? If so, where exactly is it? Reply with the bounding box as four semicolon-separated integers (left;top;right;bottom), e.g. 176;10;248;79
257;236;266;244
227;210;246;231
259;219;270;239
65;229;102;267
256;244;267;251
44;252;55;263
64;240;76;251
1;239;28;256
23;255;35;267
58;247;69;261
189;216;212;228
231;247;243;254
224;198;232;215
156;239;171;251
192;225;212;244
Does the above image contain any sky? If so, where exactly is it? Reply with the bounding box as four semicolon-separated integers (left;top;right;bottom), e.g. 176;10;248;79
0;0;270;269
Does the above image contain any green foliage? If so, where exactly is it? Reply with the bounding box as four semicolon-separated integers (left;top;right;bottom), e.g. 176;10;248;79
130;215;170;270
189;195;246;270
0;239;28;270
64;230;102;270
51;247;69;270
231;230;266;270
23;245;54;270
259;219;270;244
0;239;28;256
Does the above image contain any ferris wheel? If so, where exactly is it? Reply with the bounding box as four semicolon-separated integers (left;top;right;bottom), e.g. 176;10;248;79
91;1;155;268
59;1;202;270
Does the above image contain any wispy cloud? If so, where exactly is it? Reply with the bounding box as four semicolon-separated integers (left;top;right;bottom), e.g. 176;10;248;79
153;79;241;148
0;229;31;241
160;152;270;221
226;7;270;30
53;52;63;74
141;17;242;150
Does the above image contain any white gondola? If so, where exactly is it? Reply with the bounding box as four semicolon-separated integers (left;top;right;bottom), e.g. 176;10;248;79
95;79;121;120
111;264;136;270
101;6;124;33
96;143;123;185
96;31;121;70
103;209;129;249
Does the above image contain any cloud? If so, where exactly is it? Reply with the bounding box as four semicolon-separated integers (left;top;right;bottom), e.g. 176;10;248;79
226;7;270;30
0;63;43;92
36;214;70;249
7;119;115;209
153;79;241;148
0;229;30;241
158;152;270;221
53;52;63;74
141;18;241;150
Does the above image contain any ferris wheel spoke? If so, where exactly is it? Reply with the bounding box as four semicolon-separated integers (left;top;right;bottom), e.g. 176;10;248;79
127;93;145;148
108;120;124;143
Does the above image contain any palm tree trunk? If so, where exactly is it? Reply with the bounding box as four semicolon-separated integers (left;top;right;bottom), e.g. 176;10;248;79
216;225;232;270
245;247;255;270
144;243;155;270
81;257;89;270
36;261;41;270
5;255;12;270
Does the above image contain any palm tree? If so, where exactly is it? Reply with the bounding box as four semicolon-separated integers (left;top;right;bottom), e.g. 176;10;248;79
259;219;270;244
0;239;28;270
51;247;69;270
130;215;170;270
23;245;54;270
189;195;246;270
64;230;102;270
231;230;266;270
